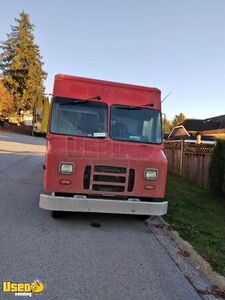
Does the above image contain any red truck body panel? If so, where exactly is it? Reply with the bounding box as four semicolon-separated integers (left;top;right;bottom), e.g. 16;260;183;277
44;74;167;199
53;74;161;110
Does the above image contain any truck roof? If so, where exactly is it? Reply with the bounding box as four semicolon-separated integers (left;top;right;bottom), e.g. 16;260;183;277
55;74;161;93
53;74;161;109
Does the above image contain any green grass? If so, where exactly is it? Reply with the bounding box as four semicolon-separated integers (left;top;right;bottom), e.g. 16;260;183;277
164;173;225;276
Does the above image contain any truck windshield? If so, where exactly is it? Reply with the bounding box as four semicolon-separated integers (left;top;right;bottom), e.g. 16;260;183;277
110;105;162;144
50;97;108;137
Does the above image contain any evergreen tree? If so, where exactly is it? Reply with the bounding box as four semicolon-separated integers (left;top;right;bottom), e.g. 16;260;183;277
0;11;46;115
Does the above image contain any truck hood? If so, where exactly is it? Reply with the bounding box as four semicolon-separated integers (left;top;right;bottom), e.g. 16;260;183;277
48;135;165;163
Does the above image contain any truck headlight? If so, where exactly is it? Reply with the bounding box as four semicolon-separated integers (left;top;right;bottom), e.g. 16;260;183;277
59;162;75;174
144;168;158;180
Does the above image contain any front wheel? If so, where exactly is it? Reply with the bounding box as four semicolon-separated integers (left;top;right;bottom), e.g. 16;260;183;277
51;211;64;219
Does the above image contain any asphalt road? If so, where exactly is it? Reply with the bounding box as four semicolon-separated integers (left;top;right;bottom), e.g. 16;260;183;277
0;130;202;300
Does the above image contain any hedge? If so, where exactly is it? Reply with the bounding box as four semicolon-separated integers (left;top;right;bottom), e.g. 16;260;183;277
208;140;225;197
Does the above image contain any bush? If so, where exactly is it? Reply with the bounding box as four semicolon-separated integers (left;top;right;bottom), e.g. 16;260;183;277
0;81;15;118
208;140;225;197
223;167;225;194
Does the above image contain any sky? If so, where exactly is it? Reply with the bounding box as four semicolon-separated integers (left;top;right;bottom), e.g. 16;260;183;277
1;0;225;120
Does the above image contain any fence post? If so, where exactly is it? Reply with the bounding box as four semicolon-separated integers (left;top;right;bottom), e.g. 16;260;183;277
180;140;184;175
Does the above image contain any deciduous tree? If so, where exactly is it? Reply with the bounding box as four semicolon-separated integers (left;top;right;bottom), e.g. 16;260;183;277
163;116;172;134
0;80;15;119
171;113;186;127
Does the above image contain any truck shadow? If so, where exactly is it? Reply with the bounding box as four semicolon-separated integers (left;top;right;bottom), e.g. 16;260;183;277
50;211;147;227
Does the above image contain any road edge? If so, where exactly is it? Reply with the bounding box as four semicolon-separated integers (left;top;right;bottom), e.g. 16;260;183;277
146;216;225;298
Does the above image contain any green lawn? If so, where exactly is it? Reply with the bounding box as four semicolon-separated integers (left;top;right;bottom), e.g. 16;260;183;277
164;173;225;276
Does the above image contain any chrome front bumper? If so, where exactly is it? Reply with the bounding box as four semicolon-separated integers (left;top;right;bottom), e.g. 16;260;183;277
39;194;168;216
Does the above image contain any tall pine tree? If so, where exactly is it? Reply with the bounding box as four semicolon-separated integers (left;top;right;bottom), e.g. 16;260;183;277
0;11;46;115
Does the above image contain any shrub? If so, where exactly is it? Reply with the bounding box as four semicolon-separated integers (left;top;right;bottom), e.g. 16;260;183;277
223;167;225;194
208;140;225;197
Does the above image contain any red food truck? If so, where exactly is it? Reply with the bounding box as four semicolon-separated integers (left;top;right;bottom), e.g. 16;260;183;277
39;74;168;218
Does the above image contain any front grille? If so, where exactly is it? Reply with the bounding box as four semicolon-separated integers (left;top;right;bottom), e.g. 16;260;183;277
92;184;125;192
93;175;126;183
83;166;91;189
94;165;126;174
83;165;135;193
128;169;135;192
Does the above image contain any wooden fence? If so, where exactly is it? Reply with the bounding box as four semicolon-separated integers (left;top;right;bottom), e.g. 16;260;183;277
164;141;215;187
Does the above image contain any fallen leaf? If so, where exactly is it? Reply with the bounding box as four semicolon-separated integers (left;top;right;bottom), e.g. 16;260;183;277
177;248;191;257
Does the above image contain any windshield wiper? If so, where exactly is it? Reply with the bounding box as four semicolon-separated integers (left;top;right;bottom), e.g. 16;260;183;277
116;106;142;110
60;100;91;106
85;96;101;100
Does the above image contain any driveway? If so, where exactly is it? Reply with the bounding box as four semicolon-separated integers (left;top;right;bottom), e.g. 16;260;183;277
0;130;204;300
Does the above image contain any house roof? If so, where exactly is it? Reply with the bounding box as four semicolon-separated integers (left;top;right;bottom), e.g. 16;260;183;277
179;114;225;131
181;119;204;131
